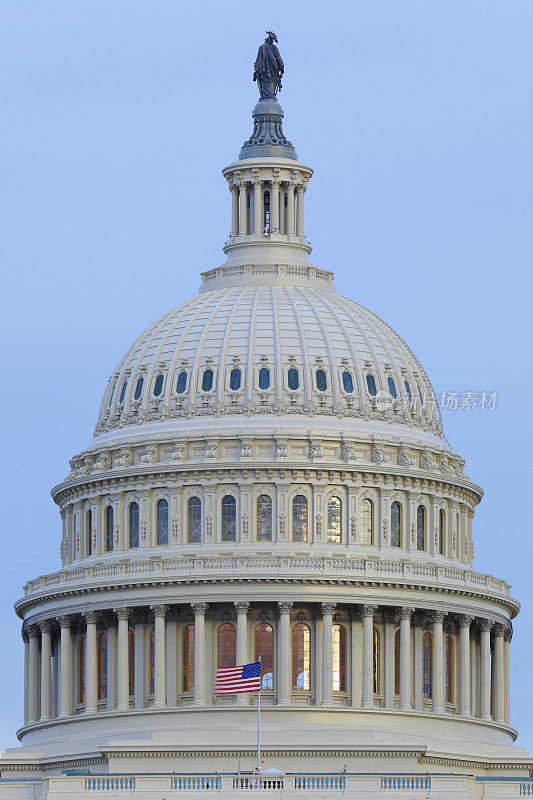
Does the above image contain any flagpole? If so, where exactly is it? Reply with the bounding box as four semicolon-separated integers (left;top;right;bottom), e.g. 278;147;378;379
257;656;261;774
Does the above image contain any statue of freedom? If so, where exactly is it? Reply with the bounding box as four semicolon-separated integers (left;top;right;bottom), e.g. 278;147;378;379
253;31;284;101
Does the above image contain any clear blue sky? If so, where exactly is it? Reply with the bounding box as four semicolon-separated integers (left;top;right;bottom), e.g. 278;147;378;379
1;0;532;750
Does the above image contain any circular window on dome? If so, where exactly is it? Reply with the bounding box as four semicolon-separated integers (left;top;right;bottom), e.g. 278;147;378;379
387;376;397;399
315;369;327;392
202;369;214;392
288;368;299;391
342;370;354;394
366;373;377;396
175;371;188;394
134;376;144;400
229;368;241;391
153;374;164;397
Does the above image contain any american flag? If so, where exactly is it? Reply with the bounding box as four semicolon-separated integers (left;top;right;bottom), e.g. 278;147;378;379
214;661;261;694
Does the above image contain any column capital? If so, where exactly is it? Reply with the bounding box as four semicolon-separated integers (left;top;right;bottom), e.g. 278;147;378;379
362;604;378;617
38;620;53;633
458;614;475;628
431;610;447;623
320;602;337;615
57;615;73;629
277;601;293;614
234;601;250;613
21;627;29;643
191;602;208;615
504;626;513;642
150;604;169;618
252;178;263;189
27;624;40;638
113;607;132;621
83;610;99;624
493;623;506;637
479;618;494;632
400;607;413;620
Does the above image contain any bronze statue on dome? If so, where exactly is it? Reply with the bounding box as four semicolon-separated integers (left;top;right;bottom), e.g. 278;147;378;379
253;31;284;101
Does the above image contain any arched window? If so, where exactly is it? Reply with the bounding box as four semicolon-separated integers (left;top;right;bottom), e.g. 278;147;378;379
292;495;308;542
256;495;272;541
129;502;139;549
105;506;114;552
153;374;164;396
258;367;270;390
263;190;270;230
327;496;342;543
254;623;274;690
79;635;85;704
201;369;213;392
128;629;135;697
360;498;373;545
156;499;168;545
342;370;354;394
292;623;310;690
187;497;202;543
387;377;397;399
439;509;446;556
422;632;432;699
182;625;195;692
391;502;401;548
316;369;327;391
217;623;236;669
373;628;380;694
134;376;144;400
230;368;241;390
417;505;426;551
394;630;400;696
221;495;237;542
97;632;107;700
366;373;377;396
333;624;346;692
417;383;424;404
446;637;454;704
149;628;155;695
287;368;299;390
404;380;412;403
86;509;92;556
176;371;188;394
119;380;128;403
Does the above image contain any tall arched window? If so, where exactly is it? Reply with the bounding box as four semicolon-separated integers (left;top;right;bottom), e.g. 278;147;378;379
391;502;401;548
292;495;308;542
360;498;373;545
105;506;114;552
263;190;270;230
417;505;426;551
446;637;454;704
327;496;342;544
149;628;155;695
79;635;85;704
342;370;354;393
229;368;242;390
156;499;168;545
292;623;310;690
422;632;433;699
133;376;144;400
394;629;400;696
258;367;270;390
287;368;299;390
201;369;213;392
221;495;237;542
187;497;202;543
217;623;236;669
182;624;195;692
254;623;274;689
119;380;128;404
366;373;377;396
129;502;139;549
97;632;107;700
404;380;412;403
256;495;272;541
176;371;188;394
387;376;397;399
128;629;135;697
86;509;92;556
439;509;446;556
316;369;327;391
373;628;381;694
333;624;346;692
153;374;164;396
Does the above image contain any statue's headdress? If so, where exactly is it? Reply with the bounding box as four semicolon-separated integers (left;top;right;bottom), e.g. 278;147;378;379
266;31;278;42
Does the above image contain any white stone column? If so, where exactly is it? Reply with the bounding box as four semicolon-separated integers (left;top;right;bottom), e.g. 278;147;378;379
286;183;295;235
58;616;72;718
114;608;131;711
83;611;98;714
270;179;280;232
399;608;412;711
252;179;262;234
459;615;473;717
238;183;247;236
431;611;446;713
383;609;395;710
296;185;305;237
361;605;377;708
22;629;30;725
479;619;493;720
39;621;53;721
413;615;423;712
470;635;477;717
504;628;512;725
134;616;145;710
151;605;168;709
52;638;59;718
493;624;505;723
350;608;362;708
230;185;239;236
277;601;293;705
192;603;207;706
235;601;250;705
321;602;336;706
28;626;40;723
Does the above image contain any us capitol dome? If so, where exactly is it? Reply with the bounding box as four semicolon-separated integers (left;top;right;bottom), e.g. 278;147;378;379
2;34;531;800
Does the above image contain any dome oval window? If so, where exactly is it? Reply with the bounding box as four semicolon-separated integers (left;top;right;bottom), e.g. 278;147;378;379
258;367;270;390
176;371;188;394
119;381;128;404
404;380;412;403
202;369;214;392
342;371;354;394
387;377;397;399
366;373;377;396
134;376;144;400
316;369;327;392
153;374;164;397
230;368;242;391
288;368;299;390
